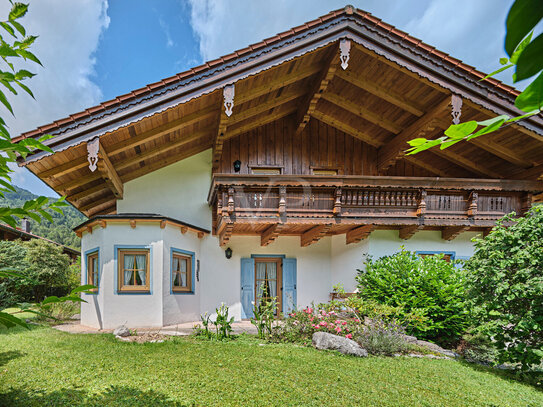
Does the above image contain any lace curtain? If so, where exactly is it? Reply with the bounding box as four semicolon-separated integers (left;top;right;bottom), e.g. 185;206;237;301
123;254;146;285
172;257;187;287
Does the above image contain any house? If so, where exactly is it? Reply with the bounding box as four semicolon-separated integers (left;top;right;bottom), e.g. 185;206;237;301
14;6;543;329
0;219;80;263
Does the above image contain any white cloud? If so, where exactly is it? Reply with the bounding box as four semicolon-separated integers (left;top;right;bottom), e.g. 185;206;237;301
187;0;515;85
0;0;110;196
159;17;174;48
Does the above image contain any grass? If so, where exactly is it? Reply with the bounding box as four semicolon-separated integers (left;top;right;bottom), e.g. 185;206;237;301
0;326;541;406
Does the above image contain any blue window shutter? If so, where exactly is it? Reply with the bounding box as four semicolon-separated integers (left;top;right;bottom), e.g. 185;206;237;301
240;258;255;319
282;258;297;315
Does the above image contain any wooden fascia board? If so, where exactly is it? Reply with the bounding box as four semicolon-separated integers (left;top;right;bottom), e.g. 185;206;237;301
20;17;543;165
75;218;208;237
97;142;123;198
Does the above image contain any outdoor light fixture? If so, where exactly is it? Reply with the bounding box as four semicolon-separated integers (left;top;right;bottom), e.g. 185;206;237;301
225;247;233;259
233;160;241;172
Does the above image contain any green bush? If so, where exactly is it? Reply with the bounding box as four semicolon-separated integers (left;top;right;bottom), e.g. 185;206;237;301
465;205;543;370
355;249;469;344
0;239;72;304
355;319;409;356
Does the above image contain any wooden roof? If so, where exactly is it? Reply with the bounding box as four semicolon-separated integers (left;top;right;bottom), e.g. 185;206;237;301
15;5;543;217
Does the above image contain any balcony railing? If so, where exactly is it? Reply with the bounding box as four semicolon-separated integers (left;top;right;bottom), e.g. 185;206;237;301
208;174;540;231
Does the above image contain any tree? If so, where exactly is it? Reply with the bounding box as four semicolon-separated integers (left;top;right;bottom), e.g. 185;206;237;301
464;206;543;370
0;2;92;329
407;0;543;154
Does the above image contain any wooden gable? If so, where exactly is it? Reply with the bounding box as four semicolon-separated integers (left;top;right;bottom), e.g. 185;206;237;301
14;6;543;219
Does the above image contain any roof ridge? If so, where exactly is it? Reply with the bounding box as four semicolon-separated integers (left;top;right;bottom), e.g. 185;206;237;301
15;4;522;142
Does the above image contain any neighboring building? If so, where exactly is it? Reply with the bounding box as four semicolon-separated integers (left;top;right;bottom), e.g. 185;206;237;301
14;6;543;329
0;220;80;262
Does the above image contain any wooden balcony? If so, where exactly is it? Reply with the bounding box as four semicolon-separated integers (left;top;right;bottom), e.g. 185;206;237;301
208;175;542;246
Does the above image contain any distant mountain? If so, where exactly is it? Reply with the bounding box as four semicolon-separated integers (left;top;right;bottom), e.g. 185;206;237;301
0;186;86;249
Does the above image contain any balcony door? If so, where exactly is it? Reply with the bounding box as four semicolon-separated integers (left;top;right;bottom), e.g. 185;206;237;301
254;257;282;316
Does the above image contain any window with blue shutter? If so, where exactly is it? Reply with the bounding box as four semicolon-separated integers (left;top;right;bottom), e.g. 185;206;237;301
282;258;297;315
240;257;255;319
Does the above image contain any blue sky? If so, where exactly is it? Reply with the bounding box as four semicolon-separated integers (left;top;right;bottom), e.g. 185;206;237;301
4;0;519;199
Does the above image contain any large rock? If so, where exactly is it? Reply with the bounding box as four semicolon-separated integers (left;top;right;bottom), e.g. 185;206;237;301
312;332;368;357
113;325;130;337
402;335;458;358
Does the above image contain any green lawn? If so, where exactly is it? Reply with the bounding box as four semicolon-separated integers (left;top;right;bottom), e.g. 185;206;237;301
0;326;541;406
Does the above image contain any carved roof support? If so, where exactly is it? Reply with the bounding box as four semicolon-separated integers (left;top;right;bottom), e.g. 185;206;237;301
399;225;422;240
442;226;469;241
346;224;374;244
261;223;283;246
301;224;332;247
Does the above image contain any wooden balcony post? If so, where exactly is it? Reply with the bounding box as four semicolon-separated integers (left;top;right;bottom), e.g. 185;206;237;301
416;189;426;218
227;187;235;214
467;191;478;217
278;186;287;215
333;187;342;215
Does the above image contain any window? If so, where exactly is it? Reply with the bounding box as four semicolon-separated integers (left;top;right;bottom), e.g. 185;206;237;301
311;166;340;176
86;251;99;292
172;252;193;293
118;249;150;292
416;251;455;263
250;166;282;175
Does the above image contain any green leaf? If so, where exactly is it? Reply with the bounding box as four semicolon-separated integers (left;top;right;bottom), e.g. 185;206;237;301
505;0;543;57
444;121;478;139
515;33;543;81
0;44;19;57
15;80;33;98
0;89;14;114
15;49;41;66
481;64;514;81
510;31;533;64
14;69;34;80
467;118;507;140
1;79;18;95
515;71;543;112
10;20;25;37
0;21;16;38
0;311;29;329
499;57;509;65
25;212;41;223
9;3;28;20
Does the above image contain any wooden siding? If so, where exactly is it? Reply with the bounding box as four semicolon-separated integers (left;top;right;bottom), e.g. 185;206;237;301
217;116;378;176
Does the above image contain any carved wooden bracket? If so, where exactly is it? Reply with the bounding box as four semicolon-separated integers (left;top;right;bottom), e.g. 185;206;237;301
451;94;462;124
87;138;100;172
223;84;235;117
339;39;351;70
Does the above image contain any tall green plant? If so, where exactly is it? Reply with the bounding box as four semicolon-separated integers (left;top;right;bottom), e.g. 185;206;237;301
356;249;469;344
0;2;93;329
407;0;543;154
465;206;543;370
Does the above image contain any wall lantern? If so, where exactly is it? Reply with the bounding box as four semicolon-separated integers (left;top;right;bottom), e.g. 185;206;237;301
233;160;241;172
225;247;233;259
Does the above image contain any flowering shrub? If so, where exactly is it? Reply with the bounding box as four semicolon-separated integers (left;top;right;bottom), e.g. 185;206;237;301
271;305;360;344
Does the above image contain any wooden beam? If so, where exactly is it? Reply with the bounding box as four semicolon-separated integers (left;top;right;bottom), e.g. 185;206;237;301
430;148;504;179
68;184;105;203
180;226;188;234
97;142;123;199
335;69;425;116
442;226;469;241
225;105;297;140
512;163;543;180
346;224;374;244
219;223;234;247
377;97;451;172
41;156;89;180
261;223;283;246
59;172;101;194
212;103;229;172
295;47;338;136
116;128;212;172
310;110;383;147
107;106;217;157
236;64;321;105
79;196;113;213
403;154;450;177
399;225;421;240
321;92;402;134
300;224;332;247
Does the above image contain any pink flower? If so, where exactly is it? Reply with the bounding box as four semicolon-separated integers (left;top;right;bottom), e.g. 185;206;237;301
309;316;314;322
345;333;352;339
335;326;342;333
342;321;347;326
319;321;327;327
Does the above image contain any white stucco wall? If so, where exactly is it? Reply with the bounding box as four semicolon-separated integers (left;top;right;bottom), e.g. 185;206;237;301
81;150;482;328
117;149;212;228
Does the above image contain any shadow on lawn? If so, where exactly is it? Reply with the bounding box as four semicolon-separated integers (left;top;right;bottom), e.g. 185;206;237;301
459;360;543;392
0;386;190;407
0;350;24;367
